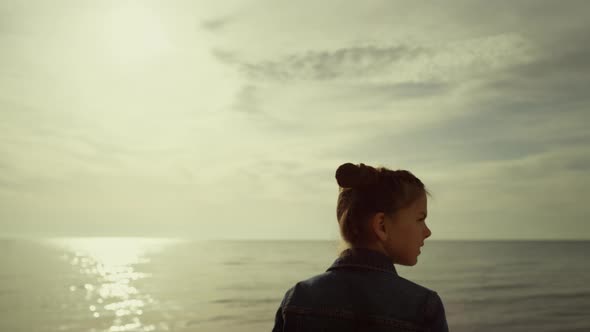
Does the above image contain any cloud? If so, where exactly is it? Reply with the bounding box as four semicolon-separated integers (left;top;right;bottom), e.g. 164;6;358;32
433;145;590;217
238;44;426;81
231;84;259;113
201;17;233;31
209;11;589;214
210;33;535;136
417;144;590;239
326;81;454;107
211;48;239;65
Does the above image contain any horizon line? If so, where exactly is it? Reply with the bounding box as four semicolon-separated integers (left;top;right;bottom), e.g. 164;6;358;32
0;234;589;242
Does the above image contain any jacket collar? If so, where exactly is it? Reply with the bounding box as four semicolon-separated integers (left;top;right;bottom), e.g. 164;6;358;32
326;247;398;275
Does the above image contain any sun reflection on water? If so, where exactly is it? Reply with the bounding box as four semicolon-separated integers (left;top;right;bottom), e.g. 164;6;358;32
49;237;178;332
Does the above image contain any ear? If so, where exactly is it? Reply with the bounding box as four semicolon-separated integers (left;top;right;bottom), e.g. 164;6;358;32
370;212;388;242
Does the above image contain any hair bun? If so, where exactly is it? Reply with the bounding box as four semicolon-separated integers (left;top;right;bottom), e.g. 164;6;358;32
335;163;378;188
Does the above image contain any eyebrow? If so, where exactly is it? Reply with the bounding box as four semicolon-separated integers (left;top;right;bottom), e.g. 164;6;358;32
420;212;427;217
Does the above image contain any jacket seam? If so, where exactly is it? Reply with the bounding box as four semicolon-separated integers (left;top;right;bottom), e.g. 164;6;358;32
283;305;428;332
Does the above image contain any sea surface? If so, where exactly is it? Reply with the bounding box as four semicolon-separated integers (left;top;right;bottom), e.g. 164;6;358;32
0;238;588;332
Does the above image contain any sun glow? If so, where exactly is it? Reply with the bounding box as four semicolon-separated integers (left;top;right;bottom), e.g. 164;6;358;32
101;5;172;65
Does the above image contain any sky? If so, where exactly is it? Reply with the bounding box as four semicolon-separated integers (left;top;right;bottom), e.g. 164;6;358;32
1;0;589;240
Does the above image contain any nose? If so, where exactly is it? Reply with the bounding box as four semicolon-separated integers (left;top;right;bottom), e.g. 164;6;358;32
424;224;432;239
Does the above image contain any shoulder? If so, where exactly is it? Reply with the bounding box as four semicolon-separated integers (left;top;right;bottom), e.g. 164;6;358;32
396;275;437;296
278;272;446;327
278;271;339;306
395;276;443;313
385;276;446;329
281;272;331;296
283;271;437;302
422;289;445;322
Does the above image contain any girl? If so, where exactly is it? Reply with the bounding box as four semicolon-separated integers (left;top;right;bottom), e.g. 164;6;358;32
272;162;448;331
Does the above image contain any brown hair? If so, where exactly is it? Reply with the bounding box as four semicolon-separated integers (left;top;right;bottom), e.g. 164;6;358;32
335;162;430;250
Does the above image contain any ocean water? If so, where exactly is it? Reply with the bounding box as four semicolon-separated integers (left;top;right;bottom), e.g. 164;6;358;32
0;238;588;332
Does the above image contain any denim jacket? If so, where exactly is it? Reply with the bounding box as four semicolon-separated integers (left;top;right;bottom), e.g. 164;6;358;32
272;247;448;332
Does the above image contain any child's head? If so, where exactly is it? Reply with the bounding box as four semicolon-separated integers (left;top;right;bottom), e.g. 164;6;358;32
335;162;432;266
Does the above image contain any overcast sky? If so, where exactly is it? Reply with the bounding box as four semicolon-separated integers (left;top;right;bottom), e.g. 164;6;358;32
1;0;589;240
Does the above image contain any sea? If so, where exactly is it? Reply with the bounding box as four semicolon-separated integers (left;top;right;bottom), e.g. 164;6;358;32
0;238;588;332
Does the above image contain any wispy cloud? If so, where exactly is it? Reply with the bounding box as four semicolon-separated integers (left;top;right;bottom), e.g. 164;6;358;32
215;34;532;84
201;17;233;31
236;45;426;81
